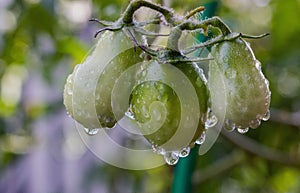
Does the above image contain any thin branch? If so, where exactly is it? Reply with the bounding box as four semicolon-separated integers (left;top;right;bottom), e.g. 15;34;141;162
193;150;245;184
270;108;300;127
185;6;205;19
122;0;179;25
93;26;122;38
221;129;300;168
182;32;269;55
167;17;232;51
241;32;270;39
123;27;158;56
89;18;114;26
163;57;213;63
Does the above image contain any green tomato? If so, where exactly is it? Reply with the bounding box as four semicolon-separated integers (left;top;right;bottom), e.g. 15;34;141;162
130;59;210;152
63;30;143;129
209;38;271;131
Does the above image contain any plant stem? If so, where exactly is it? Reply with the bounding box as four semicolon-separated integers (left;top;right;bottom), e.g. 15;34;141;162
185;6;206;19
122;0;179;25
221;129;300;168
182;32;269;54
167;16;231;51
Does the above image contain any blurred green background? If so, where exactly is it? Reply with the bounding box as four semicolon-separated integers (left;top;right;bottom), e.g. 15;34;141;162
0;0;300;192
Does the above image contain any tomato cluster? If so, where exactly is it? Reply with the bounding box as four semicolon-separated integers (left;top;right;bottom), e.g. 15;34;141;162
63;0;270;163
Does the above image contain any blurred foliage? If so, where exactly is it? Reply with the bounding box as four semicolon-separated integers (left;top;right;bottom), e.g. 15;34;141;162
0;0;299;193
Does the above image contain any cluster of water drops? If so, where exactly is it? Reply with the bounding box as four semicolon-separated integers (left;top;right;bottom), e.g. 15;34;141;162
151;133;207;165
148;109;218;165
224;109;270;133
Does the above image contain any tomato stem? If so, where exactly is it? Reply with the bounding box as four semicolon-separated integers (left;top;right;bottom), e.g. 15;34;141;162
184;6;206;19
89;18;114;26
241;33;270;39
167;16;232;51
183;32;270;54
122;0;179;25
93;26;122;38
164;57;213;63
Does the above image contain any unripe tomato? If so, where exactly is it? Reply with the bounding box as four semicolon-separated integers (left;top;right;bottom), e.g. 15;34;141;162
130;58;210;152
209;38;271;131
64;31;143;129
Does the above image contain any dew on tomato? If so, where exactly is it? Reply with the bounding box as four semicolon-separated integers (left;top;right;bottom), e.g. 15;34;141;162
209;38;271;132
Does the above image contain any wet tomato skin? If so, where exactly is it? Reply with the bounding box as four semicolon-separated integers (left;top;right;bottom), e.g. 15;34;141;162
209;38;271;130
63;31;143;129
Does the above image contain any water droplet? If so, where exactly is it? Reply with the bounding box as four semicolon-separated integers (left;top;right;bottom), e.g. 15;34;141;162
67;87;73;95
84;128;99;136
74;64;81;72
141;35;148;45
139;53;145;59
141;105;149;118
195;132;206;145
237;127;249;134
152;145;166;155
205;110;218;128
67;76;73;83
105;117;112;123
245;74;251;81
229;70;236;79
255;60;261;70
262;110;270;121
125;110;135;120
95;94;100;101
164;152;179;165
136;98;141;104
249;119;261;129
179;147;190;158
224;119;235;132
225;69;236;79
222;56;229;63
